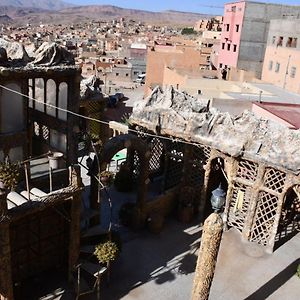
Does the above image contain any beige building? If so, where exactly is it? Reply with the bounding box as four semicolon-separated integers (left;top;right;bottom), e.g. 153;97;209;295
262;19;300;94
145;43;212;96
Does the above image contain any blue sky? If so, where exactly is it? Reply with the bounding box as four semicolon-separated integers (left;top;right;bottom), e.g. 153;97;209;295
66;1;300;14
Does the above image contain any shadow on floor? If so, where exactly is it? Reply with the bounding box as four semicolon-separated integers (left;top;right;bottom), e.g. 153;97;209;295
98;218;202;300
244;258;300;300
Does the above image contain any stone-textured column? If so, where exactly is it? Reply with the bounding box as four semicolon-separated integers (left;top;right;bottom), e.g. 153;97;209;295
0;190;13;300
192;213;223;300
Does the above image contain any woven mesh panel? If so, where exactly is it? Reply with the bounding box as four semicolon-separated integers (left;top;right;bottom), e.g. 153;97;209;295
263;168;286;194
227;181;250;232
236;160;258;183
250;191;279;246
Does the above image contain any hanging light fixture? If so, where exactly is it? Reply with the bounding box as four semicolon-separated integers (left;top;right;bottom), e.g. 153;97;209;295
210;184;226;213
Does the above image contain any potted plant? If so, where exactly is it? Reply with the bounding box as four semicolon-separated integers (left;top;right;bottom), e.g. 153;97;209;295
99;170;114;187
94;240;120;282
0;160;20;191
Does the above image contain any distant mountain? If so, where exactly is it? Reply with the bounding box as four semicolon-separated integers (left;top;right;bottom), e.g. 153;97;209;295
0;4;212;26
0;14;12;23
0;0;72;11
58;5;212;25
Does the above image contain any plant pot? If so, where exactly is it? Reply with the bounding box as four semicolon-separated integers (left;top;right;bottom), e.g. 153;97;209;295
48;152;64;170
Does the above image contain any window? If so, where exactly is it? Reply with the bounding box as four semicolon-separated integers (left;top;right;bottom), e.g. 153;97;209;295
232;6;236;12
233;45;237;52
222;43;225;49
275;62;280;73
116;73;119;76
272;36;276;45
277;36;283;47
286;37;293;47
236;24;240;32
287;37;298;48
268;61;273;71
126;73;129;77
219;63;223;68
290;67;296;78
226;24;230;31
227;43;231;51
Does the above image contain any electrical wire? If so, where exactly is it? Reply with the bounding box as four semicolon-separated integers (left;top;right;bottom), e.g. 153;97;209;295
0;83;204;148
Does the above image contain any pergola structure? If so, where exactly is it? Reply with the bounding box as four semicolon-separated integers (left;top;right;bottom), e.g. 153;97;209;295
91;86;300;253
0;41;81;165
0;166;82;300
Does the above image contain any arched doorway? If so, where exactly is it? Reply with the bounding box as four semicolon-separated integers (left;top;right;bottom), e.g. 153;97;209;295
275;186;300;250
89;134;150;227
204;157;228;219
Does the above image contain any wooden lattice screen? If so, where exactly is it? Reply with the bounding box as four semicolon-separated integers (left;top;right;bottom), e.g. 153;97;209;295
132;150;141;180
250;191;279;245
148;137;164;176
164;141;184;190
10;203;70;283
249;168;287;246
275;185;300;246
228;159;258;232
186;145;210;188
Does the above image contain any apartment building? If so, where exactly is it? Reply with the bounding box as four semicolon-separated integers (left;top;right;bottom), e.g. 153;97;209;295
218;1;300;79
261;19;300;94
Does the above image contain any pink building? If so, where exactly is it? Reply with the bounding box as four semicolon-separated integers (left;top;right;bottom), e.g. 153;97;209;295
218;1;300;79
218;1;245;69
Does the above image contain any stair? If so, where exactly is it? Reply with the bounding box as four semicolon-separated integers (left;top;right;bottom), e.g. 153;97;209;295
80;208;99;222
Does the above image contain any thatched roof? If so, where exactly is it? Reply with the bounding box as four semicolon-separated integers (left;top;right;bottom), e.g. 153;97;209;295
130;86;300;174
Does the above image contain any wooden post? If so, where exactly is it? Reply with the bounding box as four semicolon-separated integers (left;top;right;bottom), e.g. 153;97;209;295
49;165;53;193
68;166;82;281
24;162;30;201
0;190;13;300
0;189;8;215
191;213;223;300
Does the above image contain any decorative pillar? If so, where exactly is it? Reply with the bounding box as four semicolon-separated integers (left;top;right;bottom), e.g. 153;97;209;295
191;213;223;300
0;190;13;300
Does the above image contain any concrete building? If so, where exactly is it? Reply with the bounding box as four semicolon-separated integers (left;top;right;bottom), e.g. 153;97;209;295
144;43;210;96
218;1;300;79
261;19;300;94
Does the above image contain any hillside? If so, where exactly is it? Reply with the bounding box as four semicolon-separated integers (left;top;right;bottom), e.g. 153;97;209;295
0;0;72;10
0;4;213;26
